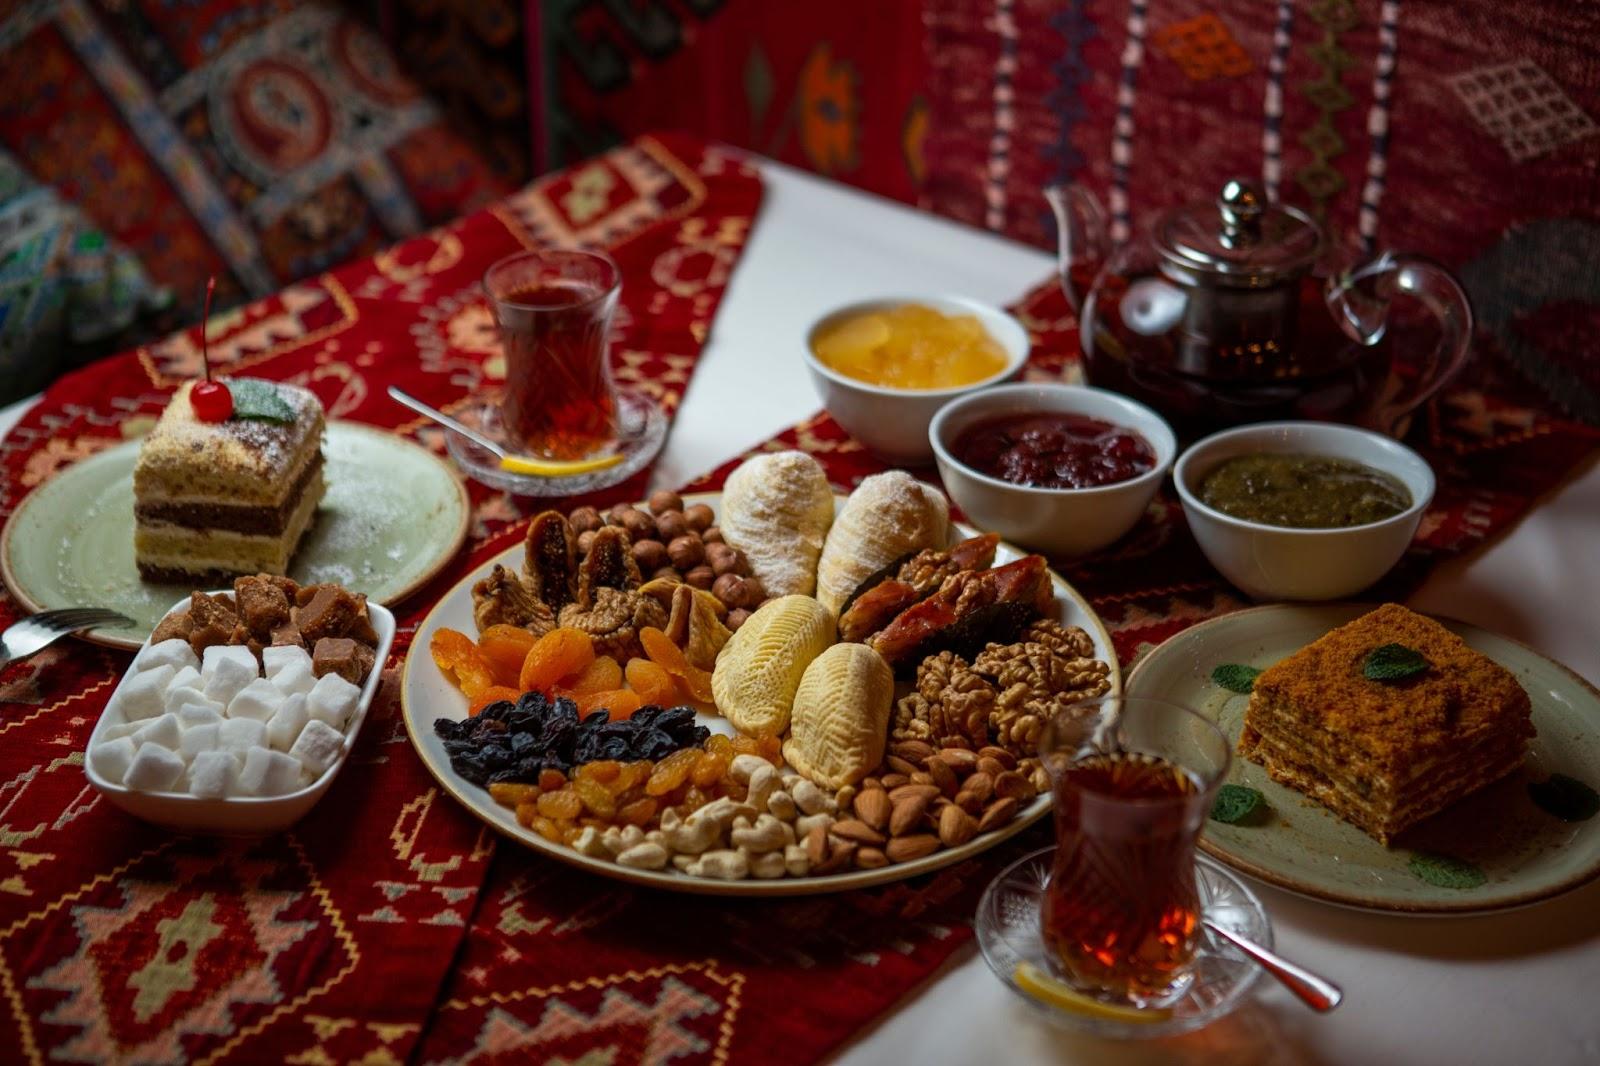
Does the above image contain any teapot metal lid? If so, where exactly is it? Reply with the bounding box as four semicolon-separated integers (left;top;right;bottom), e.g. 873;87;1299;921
1154;178;1323;288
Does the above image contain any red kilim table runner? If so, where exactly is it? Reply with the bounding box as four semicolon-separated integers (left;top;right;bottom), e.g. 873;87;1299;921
412;279;1599;1066
0;133;761;1064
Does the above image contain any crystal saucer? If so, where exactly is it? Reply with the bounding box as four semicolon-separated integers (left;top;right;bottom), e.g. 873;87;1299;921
443;391;667;497
975;846;1270;1039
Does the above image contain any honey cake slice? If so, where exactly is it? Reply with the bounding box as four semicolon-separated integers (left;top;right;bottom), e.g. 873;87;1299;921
1237;603;1533;846
133;379;326;583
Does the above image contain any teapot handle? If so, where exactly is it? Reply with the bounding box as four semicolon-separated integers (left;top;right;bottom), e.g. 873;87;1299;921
1044;183;1109;314
1324;251;1474;432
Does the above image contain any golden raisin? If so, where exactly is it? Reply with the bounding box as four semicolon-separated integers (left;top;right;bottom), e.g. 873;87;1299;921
538;768;568;791
537;789;583;820
682;786;712;812
645;747;701;796
690;749;730;788
573;777;616;818
705;734;733;755
515;802;539;828
730;735;762;756
616;760;654;792
575;760;622;784
528;815;565;843
489;782;540;808
616;797;658;826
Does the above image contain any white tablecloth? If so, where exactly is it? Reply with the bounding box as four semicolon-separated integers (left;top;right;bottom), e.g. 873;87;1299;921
5;156;1597;1066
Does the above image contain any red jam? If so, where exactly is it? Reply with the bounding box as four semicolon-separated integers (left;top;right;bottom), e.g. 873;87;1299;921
952;412;1155;489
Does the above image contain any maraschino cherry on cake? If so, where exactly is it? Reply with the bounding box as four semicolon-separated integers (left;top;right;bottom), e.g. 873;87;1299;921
132;278;327;583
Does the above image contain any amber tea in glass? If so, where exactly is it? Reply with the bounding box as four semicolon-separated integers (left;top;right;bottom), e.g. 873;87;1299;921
1039;697;1229;1007
483;249;621;460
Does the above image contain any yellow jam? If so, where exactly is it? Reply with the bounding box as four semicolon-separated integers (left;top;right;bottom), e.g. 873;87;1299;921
813;304;1009;390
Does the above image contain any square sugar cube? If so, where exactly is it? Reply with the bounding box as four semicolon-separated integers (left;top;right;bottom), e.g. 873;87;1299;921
237;747;303;797
288;718;345;777
90;736;137;783
228;678;284;723
137;638;199;675
267;693;309;752
117;665;176;722
219;717;268;756
188;750;238;799
262;644;313;683
179;723;222;763
306;673;360;730
123;743;186;792
132;713;182;752
202;646;259;705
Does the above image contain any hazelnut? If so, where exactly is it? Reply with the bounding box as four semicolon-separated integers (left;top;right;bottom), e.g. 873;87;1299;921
631;539;668;571
607;503;631;525
568;506;602;533
652;566;682;583
706;543;744;577
654;509;689;541
620;508;657;540
740;574;766;603
685;565;715;590
713;573;753;608
576;529;597;554
683;503;715;532
726;608;751;631
701;526;724;545
648;489;684;515
667;535;705;570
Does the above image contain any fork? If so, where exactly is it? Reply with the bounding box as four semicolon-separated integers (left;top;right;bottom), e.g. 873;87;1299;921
0;608;134;669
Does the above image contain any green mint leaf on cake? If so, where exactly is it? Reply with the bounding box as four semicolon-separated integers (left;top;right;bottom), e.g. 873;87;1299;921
228;379;296;423
1211;664;1262;694
1363;643;1428;682
1407;853;1486;890
1528;774;1600;822
1209;784;1266;824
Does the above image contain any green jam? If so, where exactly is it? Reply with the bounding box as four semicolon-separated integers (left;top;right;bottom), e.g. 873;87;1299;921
1198;453;1411;529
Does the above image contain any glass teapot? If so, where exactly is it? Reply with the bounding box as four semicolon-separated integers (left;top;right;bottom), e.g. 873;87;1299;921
1045;179;1473;437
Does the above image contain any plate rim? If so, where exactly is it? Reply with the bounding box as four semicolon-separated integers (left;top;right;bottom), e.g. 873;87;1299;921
0;420;471;652
1126;601;1600;915
399;491;1122;897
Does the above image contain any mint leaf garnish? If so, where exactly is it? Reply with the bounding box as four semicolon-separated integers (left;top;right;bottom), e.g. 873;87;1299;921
228;379;296;423
1528;774;1600;822
1363;643;1428;682
1211;664;1261;694
1210;784;1266;824
1407;853;1486;889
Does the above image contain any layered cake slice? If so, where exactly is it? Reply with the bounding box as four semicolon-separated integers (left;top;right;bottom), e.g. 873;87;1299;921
1237;603;1534;846
133;379;326;583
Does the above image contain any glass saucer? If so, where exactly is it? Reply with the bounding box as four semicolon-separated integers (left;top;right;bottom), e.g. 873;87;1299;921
443;391;667;497
975;846;1269;1039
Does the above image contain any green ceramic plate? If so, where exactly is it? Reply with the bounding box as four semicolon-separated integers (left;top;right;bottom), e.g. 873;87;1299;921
1127;603;1600;914
2;422;469;650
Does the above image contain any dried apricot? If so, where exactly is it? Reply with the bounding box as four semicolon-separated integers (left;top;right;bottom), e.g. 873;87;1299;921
429;628;475;672
624;658;678;708
489;781;540;808
468;685;521;716
573;777;616;818
479;625;539;686
569;655;623;695
616;797;658;826
573;688;643;720
690;749;730;788
575;760;621;784
537;789;583;820
645;747;701;796
640;627;713;702
455;650;497;699
538;768;568;791
519;628;595;693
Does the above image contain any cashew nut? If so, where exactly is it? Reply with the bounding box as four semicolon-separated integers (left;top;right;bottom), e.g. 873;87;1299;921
766;789;798;821
695;796;758;829
660;808;721;855
572;826;609;858
784;843;811;877
791;778;828;816
685;849;749;880
795;812;834;840
617;841;669;870
746;764;779;812
745;847;787;879
729;754;769;784
730;813;787;853
671;853;697;872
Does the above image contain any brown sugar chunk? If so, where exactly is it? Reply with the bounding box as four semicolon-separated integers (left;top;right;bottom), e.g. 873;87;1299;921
187;591;237;632
347;595;379;646
312;638;363;684
296;585;360;644
234;575;291;637
187;621;234;656
270;622;303;647
150;608;194;645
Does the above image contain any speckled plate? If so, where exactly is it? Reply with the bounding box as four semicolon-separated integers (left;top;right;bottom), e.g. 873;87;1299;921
1;422;469;650
1127;603;1600;914
400;492;1122;896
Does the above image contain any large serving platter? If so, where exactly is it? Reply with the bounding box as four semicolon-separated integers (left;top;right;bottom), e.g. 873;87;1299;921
1;422;470;650
402;492;1121;896
1128;603;1600;914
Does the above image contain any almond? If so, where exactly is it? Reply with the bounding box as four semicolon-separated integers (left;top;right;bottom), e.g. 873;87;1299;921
962;771;995;803
976;756;1007;779
889;791;934;837
815;839;856;874
853;788;891;832
909;771;934;786
855;846;889;870
885;833;941;863
924;756;959;797
954;789;985;815
938;804;979;847
830;819;887;846
943;737;974;751
885;755;920;776
978;746;1018;770
977;796;1019;833
805;823;829;866
937;748;979;774
994;770;1034;801
888;783;941;805
861;777;883;793
881;773;910;790
890;740;936;763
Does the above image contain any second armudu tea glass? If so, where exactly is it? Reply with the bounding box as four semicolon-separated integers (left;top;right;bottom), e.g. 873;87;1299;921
1038;696;1230;1007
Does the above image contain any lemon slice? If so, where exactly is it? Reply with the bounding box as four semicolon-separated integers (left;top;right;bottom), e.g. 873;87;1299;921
1013;962;1174;1024
498;452;625;477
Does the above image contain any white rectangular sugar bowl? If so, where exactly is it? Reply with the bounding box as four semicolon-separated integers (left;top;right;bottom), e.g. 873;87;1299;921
84;592;395;834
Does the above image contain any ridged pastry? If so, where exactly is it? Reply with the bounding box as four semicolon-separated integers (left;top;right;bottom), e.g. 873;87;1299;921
783;643;894;790
711;595;834;736
719;451;835;597
815;472;949;615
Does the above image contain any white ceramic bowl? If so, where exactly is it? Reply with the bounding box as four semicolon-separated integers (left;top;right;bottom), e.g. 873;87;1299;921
84;593;395;834
929;383;1177;557
1174;422;1436;601
803;295;1030;464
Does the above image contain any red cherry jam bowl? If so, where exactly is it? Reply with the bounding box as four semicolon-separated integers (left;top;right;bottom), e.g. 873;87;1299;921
930;384;1177;557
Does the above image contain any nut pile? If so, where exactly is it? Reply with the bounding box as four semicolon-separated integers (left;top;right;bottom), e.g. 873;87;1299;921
568;491;773;627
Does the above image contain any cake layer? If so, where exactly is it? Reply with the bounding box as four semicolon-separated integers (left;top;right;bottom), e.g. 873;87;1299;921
135;468;323;579
135;452;323;535
133;380;325;505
